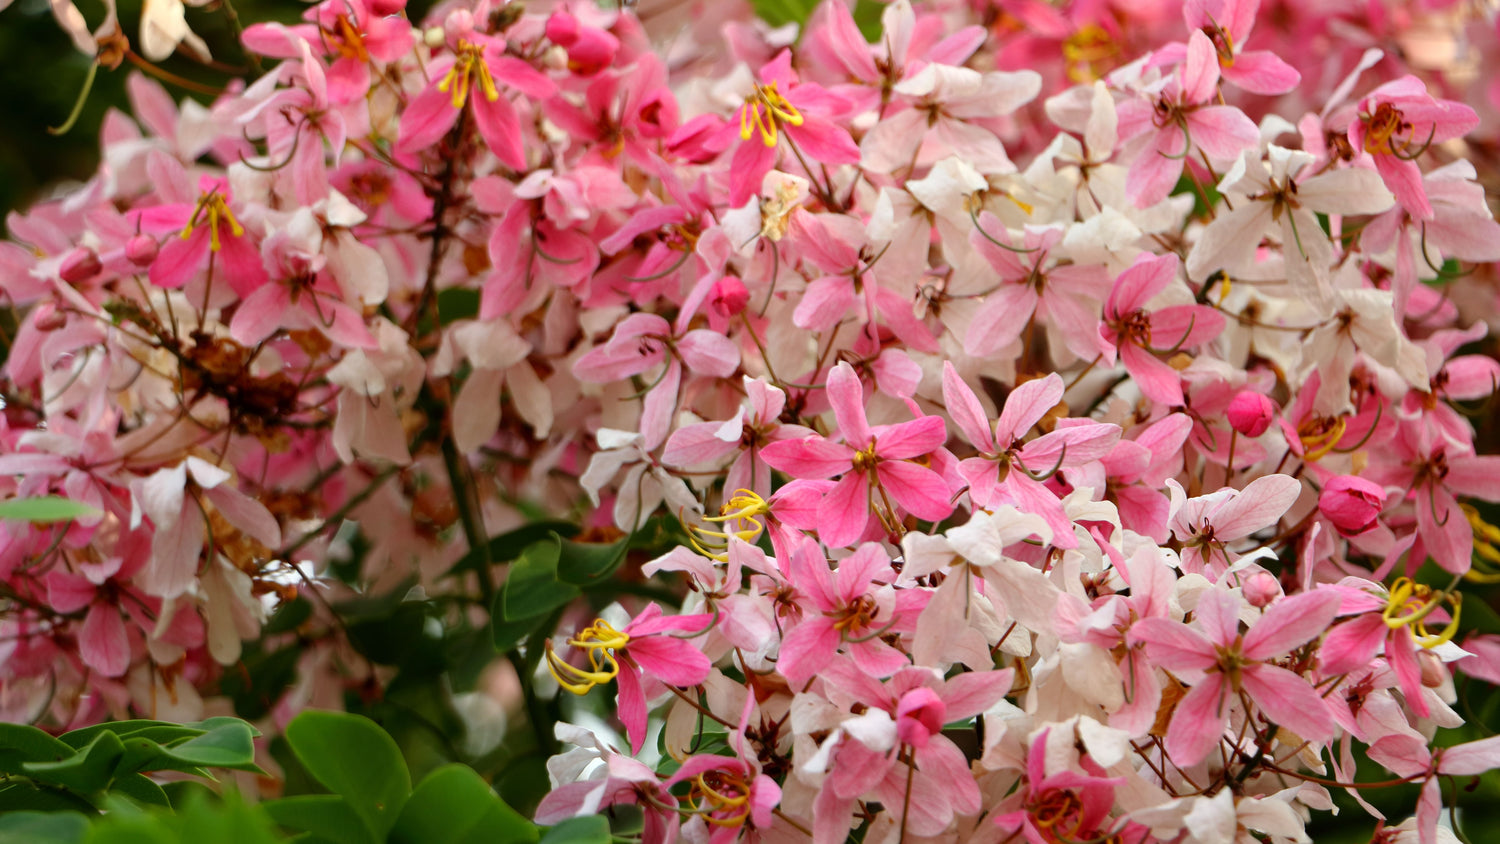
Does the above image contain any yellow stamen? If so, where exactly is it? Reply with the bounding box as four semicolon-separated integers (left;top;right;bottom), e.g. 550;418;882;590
179;191;244;253
738;82;803;148
436;40;499;111
685;490;771;562
693;773;751;828
543;619;629;695
1462;504;1500;583
1298;415;1347;462
1381;577;1462;648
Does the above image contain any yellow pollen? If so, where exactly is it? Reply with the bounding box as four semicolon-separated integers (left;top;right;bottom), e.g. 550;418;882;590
544;619;629;695
1381;577;1461;648
738;82;803;148
180;191;245;252
437;40;499;110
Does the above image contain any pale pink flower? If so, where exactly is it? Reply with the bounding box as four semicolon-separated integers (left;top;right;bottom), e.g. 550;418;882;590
943;363;1119;547
1117;30;1259;207
1130;589;1340;766
1345;76;1480;220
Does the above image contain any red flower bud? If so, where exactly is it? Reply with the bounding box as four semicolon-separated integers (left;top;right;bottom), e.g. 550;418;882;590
1319;475;1386;535
1226;390;1277;437
59;247;101;284
709;276;750;319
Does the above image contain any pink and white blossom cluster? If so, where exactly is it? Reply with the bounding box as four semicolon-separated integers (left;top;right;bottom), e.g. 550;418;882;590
5;0;1500;840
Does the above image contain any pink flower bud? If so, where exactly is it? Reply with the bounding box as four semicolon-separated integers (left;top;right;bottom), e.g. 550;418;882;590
125;235;159;267
58;247;101;284
1243;570;1282;608
565;29;618;76
1318;475;1386;535
1226;390;1277;437
544;10;579;47
709;276;749;319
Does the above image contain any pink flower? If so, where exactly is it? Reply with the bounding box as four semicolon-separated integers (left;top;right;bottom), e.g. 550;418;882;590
545;604;713;755
1099;253;1225;407
396;17;555;167
706;50;861;206
1320;475;1386;536
943;363;1120;547
1347;76;1480;220
137;175;267;294
662;377;813;501
993;728;1125;844
963;220;1112;362
1117;30;1260;207
1321;578;1458;719
760;362;952;548
776;541;917;686
1177;0;1301;95
1130;589;1340;766
573;313;740;451
1167;474;1302;578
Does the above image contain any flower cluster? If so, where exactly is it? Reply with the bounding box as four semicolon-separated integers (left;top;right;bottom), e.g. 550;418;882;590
5;0;1500;839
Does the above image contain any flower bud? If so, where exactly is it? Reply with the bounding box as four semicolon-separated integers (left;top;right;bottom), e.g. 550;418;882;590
1226;390;1277;437
1243;570;1282;608
58;247;101;284
565;29;618;76
1419;650;1446;688
709;276;749;319
544;10;580;47
1318;475;1386;535
125;235;159;267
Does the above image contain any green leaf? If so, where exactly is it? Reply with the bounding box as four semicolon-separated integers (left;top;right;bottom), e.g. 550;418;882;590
0;781;96;814
537;816;609;844
852;0;883;41
106;774;170;809
500;536;579;622
0;497;100;523
490;612;549;653
284;711;411;841
164;721;263;773
176;792;287;844
390;764;537;844
437;288;480;326
554;534;628;586
447;522;580;580
0;811;88;844
751;0;816;28
0;722;77;775
263;795;375;844
60;721;207;751
263;598;313;635
24;731;125;796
